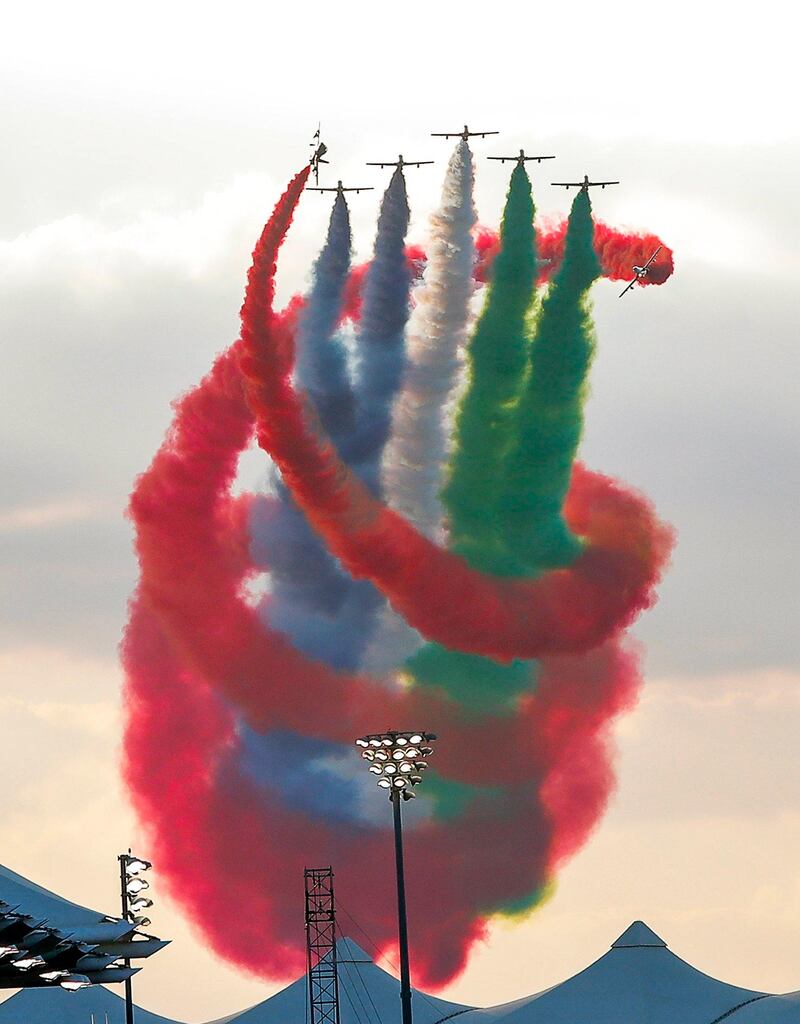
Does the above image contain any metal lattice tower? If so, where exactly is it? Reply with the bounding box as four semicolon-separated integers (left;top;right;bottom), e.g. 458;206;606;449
304;867;341;1024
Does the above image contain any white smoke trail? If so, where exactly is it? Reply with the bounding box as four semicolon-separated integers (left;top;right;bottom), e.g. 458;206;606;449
363;141;476;672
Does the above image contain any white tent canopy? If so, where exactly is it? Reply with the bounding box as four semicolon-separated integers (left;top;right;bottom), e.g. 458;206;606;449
1;922;798;1023
207;938;469;1024
455;921;798;1024
0;861;168;992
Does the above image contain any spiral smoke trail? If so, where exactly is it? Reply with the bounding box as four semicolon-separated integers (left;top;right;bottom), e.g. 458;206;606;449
124;157;676;989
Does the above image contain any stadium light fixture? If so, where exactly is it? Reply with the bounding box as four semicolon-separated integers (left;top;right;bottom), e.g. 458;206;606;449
12;955;46;970
40;969;69;981
354;731;437;1024
60;974;91;992
118;849;154;1024
124;858;152;876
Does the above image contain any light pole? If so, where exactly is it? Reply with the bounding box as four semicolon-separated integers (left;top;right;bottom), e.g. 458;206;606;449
118;851;153;1024
355;731;437;1024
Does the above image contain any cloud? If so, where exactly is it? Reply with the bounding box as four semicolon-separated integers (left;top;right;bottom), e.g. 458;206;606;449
609;669;800;824
0;172;285;283
0;495;110;531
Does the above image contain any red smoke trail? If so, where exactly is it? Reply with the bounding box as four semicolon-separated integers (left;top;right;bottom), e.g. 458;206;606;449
127;274;593;789
124;166;674;988
239;291;672;661
333;225;670;327
474;222;674;285
340;225;670;321
124;594;638;984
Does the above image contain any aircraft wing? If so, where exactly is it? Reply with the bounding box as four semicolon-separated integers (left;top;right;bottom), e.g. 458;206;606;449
365;162;393;167
641;245;663;269
308;187;338;192
431;132;458;137
592;180;620;187
619;279;637;298
487;156;511;162
551;181;581;187
342;187;375;193
406;160;434;166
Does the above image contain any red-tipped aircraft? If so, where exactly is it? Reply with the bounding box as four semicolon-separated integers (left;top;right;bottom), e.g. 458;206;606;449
431;124;499;141
551;174;620;192
619;246;663;298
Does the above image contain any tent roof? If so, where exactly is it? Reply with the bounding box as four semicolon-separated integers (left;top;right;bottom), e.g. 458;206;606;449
456;921;772;1024
0;984;184;1024
0;862;129;938
0;861;168;992
728;993;800;1022
1;921;797;1023
610;920;667;948
207;938;471;1024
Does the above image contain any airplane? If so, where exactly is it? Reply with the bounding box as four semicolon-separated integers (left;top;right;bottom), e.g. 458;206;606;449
551;174;620;191
431;124;499;141
309;124;329;185
365;154;434;170
308;180;375;197
488;149;555;166
619;245;663;298
309;142;329;185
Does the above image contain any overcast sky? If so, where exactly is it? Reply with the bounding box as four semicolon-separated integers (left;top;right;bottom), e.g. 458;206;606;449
1;1;798;1021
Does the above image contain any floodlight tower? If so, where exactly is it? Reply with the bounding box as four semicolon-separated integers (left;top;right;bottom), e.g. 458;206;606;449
118;850;153;1024
304;867;341;1024
355;731;437;1024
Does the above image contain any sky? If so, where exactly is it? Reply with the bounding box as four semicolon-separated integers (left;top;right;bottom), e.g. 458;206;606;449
1;0;798;1021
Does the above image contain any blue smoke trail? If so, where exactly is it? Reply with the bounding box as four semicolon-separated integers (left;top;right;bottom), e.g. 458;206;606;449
259;174;415;670
295;193;356;443
243;176;416;813
256;193;358;654
345;168;412;495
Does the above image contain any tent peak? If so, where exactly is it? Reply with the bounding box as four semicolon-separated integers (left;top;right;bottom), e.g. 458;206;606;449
334;936;373;962
611;920;668;949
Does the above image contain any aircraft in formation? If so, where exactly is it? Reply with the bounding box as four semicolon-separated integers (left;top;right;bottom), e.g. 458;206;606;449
309;125;329;185
431;124;500;141
308;179;374;197
619;245;663;298
365;154;434;171
551;174;620;192
488;149;555;166
307;127;660;297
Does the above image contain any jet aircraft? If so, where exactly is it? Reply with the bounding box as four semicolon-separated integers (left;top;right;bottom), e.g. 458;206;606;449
618;245;663;298
488;149;555;166
309;125;329;185
431;124;499;141
551;174;620;191
365;154;434;170
308;180;375;197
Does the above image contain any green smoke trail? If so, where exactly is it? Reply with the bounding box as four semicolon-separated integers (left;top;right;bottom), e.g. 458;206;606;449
499;188;601;573
406;167;538;718
442;164;537;575
409;183;602;829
